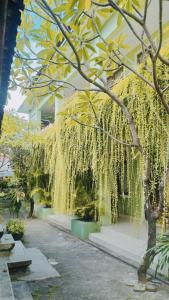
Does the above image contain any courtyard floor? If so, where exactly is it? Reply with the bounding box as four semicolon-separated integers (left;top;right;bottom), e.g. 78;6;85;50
23;219;169;300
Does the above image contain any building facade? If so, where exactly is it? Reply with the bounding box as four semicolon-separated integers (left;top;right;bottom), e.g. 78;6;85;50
18;0;169;127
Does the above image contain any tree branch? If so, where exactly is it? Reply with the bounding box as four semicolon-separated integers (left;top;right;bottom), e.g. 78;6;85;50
40;0;81;69
143;0;149;24
155;0;163;59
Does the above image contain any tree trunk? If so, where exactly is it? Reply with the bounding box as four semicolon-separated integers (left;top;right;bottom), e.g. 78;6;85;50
28;197;34;218
137;215;156;282
137;156;156;283
137;157;169;282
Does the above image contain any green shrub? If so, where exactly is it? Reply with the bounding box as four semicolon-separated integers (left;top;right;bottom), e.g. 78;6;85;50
6;219;25;235
75;201;98;222
31;187;51;208
148;232;169;277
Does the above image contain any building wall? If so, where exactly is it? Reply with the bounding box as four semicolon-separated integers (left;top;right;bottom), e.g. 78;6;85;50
0;156;13;178
29;109;41;130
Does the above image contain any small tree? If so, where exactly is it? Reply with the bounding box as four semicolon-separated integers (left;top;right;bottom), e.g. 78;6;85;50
0;111;38;217
11;0;169;282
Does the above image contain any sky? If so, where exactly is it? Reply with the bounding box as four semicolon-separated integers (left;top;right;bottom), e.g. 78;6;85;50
5;88;28;119
5;8;42;119
6;88;24;110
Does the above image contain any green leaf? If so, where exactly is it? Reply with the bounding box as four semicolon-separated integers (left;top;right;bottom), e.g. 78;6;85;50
67;0;77;10
82;47;89;60
84;0;91;10
38;49;54;60
95;16;102;32
96;42;107;52
55;93;63;100
86;44;96;53
117;14;123;27
133;0;141;8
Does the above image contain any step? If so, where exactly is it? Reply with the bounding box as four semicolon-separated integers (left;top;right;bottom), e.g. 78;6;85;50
90;227;169;280
89;229;147;266
12;281;33;300
101;226;147;255
10;248;60;281
1;239;32;270
101;222;148;241
0;262;15;300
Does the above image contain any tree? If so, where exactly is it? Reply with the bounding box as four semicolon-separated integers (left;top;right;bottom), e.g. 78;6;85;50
11;0;169;282
0;111;38;217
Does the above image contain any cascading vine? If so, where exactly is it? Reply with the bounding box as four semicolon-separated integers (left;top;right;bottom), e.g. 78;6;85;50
32;47;169;224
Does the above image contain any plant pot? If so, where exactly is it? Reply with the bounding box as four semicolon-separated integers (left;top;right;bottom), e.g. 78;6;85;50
0;224;4;239
71;219;100;240
7;231;24;241
0;230;4;239
35;206;54;220
32;191;42;202
44;205;51;208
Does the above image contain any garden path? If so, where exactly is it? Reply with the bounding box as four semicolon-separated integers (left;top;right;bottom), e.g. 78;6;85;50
23;219;169;300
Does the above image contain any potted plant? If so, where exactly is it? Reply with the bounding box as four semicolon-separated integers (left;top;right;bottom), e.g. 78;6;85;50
71;201;100;239
9;190;24;218
6;219;25;240
31;179;54;219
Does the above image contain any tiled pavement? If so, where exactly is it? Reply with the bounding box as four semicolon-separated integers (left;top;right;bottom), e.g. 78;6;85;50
23;219;169;300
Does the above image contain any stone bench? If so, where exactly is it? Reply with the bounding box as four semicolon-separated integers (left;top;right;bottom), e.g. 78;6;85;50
0;234;32;270
0;262;15;300
0;234;60;299
0;233;15;251
0;234;32;300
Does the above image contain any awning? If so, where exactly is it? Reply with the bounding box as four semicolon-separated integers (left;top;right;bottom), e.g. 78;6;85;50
0;0;24;129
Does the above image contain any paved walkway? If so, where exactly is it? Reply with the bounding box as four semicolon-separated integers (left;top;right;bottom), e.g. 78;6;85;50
24;219;169;300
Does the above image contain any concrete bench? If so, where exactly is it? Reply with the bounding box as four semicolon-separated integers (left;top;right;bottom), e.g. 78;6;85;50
0;262;15;300
0;234;32;300
0;234;60;299
0;263;33;300
0;234;32;270
0;233;15;251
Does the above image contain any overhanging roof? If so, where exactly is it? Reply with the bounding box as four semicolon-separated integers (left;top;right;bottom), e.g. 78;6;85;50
18;95;55;116
0;0;24;129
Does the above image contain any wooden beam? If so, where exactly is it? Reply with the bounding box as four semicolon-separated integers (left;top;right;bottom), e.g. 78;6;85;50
0;0;8;89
